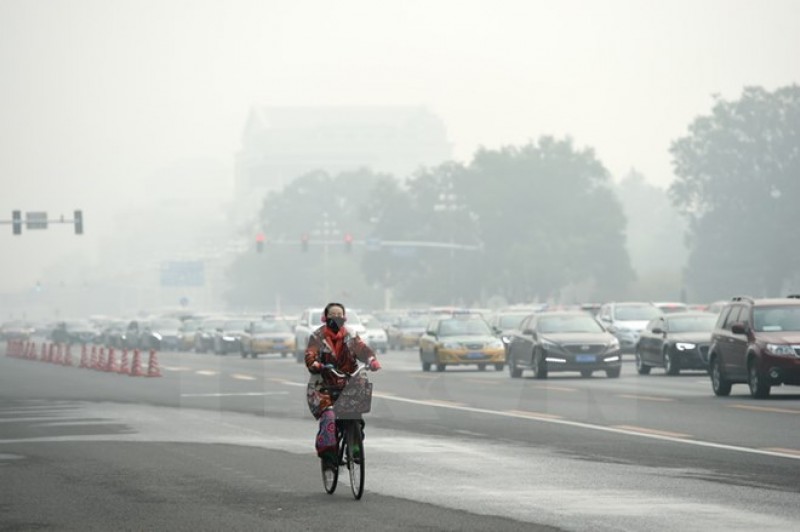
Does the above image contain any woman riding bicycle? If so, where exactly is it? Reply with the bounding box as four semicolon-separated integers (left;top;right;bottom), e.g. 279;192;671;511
306;302;381;467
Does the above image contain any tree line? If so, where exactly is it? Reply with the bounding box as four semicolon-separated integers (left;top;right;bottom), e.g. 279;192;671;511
225;84;800;309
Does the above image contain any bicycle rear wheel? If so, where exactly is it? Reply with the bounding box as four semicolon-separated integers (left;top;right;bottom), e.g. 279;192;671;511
346;421;365;500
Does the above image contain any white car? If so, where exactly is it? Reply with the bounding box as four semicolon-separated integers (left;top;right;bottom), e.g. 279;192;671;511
293;308;367;363
359;314;388;353
597;302;663;354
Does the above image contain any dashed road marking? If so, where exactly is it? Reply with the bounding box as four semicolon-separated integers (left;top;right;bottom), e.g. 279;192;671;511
618;394;674;402
231;373;256;381
612;425;691;439
195;370;218;376
729;404;800;415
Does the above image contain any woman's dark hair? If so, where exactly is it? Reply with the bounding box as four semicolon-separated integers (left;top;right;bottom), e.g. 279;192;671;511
323;302;346;318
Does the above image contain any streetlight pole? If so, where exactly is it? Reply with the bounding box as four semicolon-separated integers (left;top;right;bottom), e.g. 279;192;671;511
434;184;459;305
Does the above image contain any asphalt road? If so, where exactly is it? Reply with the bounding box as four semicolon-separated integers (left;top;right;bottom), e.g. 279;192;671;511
2;341;799;531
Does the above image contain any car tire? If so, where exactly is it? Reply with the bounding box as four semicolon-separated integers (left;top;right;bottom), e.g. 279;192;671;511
606;367;621;378
533;350;548;379
477;363;487;371
748;359;771;399
422;361;431;372
580;370;592;378
494;363;504;371
508;354;522;378
664;349;680;376
635;349;651;375
710;354;732;397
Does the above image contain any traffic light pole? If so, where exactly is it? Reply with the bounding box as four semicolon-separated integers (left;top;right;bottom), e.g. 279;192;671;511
3;210;84;235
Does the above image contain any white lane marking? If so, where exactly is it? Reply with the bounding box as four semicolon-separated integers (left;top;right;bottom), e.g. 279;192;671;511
729;404;800;415
618;394;674;402
280;379;800;460
0;417;77;423
162;366;191;371
195;370;218;376
612;425;691;439
180;392;290;398
230;373;257;381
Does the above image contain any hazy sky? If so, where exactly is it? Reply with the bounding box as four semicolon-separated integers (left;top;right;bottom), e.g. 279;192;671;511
1;0;799;295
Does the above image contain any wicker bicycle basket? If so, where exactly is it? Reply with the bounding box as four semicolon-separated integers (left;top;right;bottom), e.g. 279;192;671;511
333;378;373;418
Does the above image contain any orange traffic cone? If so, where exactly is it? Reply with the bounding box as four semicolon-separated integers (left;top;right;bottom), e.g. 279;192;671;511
129;349;144;377
105;348;117;372
118;349;130;375
48;343;56;363
53;344;63;365
96;347;106;371
79;344;89;368
40;342;47;362
146;349;161;377
89;345;98;369
63;344;73;367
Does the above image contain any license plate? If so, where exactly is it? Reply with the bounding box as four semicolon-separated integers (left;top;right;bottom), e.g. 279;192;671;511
467;352;484;359
575;354;595;363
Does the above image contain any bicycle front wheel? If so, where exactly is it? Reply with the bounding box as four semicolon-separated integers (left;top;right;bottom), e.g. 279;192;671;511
321;438;345;495
346;421;365;500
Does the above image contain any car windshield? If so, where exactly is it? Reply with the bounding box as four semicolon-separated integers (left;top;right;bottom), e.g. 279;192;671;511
437;318;492;336
202;320;225;330
668;315;717;332
615;306;662;320
252;320;292;333
223;320;250;331
753;306;800;332
181;321;201;332
538;315;604;333
151;319;182;330
399;316;428;328
498;314;527;329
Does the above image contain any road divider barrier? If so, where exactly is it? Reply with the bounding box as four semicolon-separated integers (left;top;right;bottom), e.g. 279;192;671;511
4;340;162;379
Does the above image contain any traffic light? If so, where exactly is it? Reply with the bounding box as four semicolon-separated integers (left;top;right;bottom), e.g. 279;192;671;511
256;232;265;253
344;233;353;253
73;210;83;235
301;233;309;252
12;210;21;235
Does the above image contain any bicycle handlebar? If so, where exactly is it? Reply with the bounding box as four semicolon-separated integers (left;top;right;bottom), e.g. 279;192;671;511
323;363;368;378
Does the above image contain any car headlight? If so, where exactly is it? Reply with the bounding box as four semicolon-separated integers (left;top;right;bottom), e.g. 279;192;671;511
152;332;162;340
766;343;796;356
442;341;461;349
488;339;504;349
222;335;236;341
501;336;511;344
604;338;620;351
542;338;561;351
675;342;696;351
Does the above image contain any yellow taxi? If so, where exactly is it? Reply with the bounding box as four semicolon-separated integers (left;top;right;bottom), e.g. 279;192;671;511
241;317;296;359
419;313;505;372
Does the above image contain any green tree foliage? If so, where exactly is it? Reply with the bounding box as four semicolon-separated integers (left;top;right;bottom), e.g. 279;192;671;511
459;137;634;303
363;138;635;305
224;168;387;309
669;85;800;300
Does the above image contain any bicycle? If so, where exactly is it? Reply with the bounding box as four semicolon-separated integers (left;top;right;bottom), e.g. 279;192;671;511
320;363;373;500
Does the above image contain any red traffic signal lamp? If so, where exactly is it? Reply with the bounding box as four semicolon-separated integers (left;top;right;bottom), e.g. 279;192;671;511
344;233;353;253
301;233;309;252
256;232;265;253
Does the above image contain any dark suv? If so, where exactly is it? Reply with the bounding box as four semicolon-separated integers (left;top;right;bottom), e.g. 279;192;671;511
708;295;800;398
